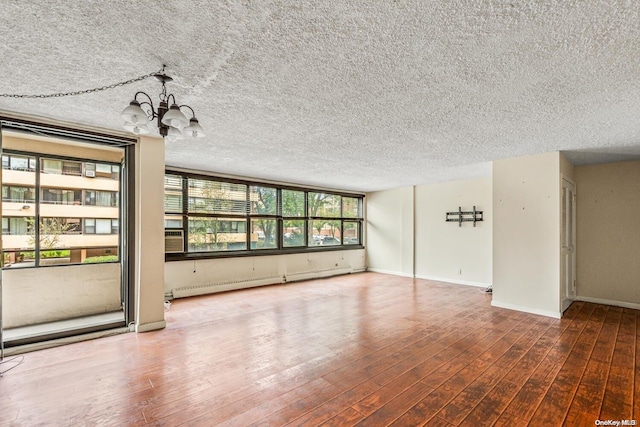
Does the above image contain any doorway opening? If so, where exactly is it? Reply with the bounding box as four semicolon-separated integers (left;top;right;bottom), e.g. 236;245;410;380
0;121;135;349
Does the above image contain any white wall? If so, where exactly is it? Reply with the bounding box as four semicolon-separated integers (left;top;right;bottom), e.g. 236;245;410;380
165;249;365;297
414;177;492;287
365;177;492;287
492;152;562;318
365;187;414;276
2;263;121;328
574;161;640;308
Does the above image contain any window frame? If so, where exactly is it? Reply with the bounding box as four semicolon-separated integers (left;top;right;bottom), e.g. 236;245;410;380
165;170;364;260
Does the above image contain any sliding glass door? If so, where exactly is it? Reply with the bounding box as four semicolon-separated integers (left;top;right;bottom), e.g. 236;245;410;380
1;126;132;347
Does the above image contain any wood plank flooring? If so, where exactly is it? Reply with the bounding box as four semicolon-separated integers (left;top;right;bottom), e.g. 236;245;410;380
0;272;637;426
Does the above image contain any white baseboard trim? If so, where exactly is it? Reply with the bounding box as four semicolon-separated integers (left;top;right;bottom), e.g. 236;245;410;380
135;320;166;333
414;274;491;289
575;296;640;311
366;268;414;278
491;300;561;319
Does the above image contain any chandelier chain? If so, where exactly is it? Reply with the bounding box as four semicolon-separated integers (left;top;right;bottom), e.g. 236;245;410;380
0;68;163;99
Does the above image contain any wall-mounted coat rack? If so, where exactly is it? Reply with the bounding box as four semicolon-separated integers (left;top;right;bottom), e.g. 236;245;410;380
446;206;483;227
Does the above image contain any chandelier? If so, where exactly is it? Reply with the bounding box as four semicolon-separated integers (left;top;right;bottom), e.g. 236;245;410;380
120;66;205;141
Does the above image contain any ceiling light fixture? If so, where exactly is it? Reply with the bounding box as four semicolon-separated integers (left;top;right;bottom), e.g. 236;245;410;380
121;66;205;141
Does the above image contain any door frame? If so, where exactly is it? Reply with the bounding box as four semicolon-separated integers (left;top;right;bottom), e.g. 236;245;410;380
561;176;577;312
0;117;136;348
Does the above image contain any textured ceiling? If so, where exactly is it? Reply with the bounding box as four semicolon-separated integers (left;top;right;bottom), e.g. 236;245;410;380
1;1;640;192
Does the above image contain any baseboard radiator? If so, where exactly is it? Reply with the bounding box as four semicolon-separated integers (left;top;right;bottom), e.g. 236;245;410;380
285;266;353;283
171;275;285;299
170;266;357;299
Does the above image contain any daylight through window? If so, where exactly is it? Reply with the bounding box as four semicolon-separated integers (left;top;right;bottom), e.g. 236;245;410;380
164;172;364;257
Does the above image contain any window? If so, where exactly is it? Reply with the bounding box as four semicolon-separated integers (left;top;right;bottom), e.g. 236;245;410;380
2;154;36;171
2;144;123;269
283;219;305;247
165;172;364;257
97;191;117;207
188;179;247;215
84;190;118;207
41;159;119;180
250;185;277;250
343;221;360;245
164;174;183;213
308;193;345;247
282;190;306;247
188;217;247;252
308;193;341;218
83;218;117;235
2;217;33;235
282;190;305;217
251;219;277;250
250;185;277;215
95;163;112;177
164;216;183;229
2;186;36;203
61;160;82;176
41;159;62;174
41;188;82;205
343;197;360;218
309;220;341;246
84;218;95;234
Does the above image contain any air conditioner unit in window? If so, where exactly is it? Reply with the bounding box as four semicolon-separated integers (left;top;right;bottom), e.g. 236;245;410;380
85;170;95;177
164;230;184;253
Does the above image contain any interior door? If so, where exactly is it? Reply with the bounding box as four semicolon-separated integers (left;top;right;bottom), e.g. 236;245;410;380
561;178;576;312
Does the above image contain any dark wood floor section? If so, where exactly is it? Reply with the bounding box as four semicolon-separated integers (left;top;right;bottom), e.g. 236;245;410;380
1;272;638;426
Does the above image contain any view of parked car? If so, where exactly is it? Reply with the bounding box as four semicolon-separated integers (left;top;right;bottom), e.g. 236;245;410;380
321;236;340;245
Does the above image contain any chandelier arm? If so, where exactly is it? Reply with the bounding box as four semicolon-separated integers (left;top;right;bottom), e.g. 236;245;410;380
137;101;156;120
165;93;177;105
178;104;196;119
133;91;157;119
133;91;154;105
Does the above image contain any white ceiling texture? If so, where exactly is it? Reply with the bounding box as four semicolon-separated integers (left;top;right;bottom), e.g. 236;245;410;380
1;1;640;192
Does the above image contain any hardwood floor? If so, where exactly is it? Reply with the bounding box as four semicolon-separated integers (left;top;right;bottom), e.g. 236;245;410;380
0;272;637;426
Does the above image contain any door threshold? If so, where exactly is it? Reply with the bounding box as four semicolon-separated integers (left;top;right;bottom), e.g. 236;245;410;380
3;311;126;348
2;326;129;356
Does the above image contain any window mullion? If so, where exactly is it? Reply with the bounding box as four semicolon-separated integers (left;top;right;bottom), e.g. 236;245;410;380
34;155;41;267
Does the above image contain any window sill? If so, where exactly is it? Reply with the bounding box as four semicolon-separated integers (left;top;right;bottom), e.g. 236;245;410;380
165;244;365;261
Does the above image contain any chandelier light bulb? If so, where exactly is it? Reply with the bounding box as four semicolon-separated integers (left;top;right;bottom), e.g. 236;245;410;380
123;123;150;135
120;100;148;125
183;118;206;138
161;104;189;129
166;126;183;142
